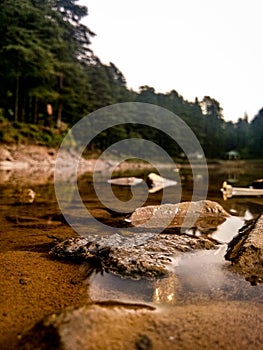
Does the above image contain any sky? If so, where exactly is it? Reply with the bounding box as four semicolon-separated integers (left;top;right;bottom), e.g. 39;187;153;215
80;0;263;122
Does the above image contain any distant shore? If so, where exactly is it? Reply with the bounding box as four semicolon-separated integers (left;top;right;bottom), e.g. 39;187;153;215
0;143;261;186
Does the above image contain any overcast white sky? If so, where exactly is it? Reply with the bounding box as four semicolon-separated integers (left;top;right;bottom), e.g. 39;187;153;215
81;0;263;122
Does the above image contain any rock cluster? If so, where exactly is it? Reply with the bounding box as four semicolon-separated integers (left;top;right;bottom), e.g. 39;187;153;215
50;200;230;279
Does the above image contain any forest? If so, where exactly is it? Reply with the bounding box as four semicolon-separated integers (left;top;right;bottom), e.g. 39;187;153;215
0;0;263;159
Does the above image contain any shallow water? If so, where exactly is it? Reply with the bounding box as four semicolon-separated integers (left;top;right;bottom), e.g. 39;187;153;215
84;163;263;306
88;248;263;306
1;162;263;309
88;227;263;307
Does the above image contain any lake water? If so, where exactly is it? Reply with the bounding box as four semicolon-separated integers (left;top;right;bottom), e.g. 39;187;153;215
1;161;263;307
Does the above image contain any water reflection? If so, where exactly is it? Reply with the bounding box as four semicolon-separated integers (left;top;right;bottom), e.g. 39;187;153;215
175;249;263;305
153;273;178;304
88;248;263;307
88;269;179;306
210;215;245;243
88;272;154;304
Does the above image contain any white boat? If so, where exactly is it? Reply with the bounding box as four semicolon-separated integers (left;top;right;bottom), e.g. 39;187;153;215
107;177;143;186
221;181;263;200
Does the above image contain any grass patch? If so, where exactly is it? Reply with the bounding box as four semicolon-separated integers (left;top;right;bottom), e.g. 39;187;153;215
0;118;72;148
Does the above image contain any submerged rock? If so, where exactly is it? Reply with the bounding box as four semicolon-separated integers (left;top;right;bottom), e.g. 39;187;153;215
147;173;178;193
126;200;230;229
50;231;217;280
19;188;36;204
225;215;263;284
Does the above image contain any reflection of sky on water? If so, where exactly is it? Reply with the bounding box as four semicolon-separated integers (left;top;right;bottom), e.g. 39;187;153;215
88;244;263;307
88;272;154;304
210;215;246;243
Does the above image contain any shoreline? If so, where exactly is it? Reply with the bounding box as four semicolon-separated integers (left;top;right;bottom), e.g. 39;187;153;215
0;144;257;186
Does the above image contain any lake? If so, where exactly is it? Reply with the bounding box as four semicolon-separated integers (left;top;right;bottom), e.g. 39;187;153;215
1;160;263;308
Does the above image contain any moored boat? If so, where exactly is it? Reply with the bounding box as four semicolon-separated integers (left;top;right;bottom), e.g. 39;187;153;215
221;181;263;200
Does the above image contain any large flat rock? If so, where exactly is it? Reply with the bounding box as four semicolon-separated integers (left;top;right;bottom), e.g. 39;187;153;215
127;200;230;229
51;232;217;280
20;302;263;350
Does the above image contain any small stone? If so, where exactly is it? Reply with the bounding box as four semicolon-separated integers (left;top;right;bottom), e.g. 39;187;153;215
19;278;27;285
19;188;36;204
0;147;13;161
135;334;152;350
19;278;30;285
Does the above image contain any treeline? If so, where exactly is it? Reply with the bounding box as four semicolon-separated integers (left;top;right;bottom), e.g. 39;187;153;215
0;0;262;158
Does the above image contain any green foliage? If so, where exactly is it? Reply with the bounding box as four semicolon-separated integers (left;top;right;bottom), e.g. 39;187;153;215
0;1;262;158
0;119;70;147
0;0;95;124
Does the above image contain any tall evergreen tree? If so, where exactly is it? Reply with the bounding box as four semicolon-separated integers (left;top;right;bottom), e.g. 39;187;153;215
0;0;95;124
250;109;263;158
201;96;224;158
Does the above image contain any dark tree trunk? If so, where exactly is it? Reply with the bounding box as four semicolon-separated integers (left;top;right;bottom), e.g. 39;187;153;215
57;73;64;128
33;96;38;124
14;76;19;122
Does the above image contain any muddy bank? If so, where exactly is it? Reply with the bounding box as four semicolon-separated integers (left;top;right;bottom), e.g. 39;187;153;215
0;144;98;185
0;144;160;186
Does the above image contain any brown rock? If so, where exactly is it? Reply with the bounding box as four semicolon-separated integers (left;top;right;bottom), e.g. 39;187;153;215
51;232;217;280
127;200;230;229
225;215;263;284
20;302;263;350
0;147;13;161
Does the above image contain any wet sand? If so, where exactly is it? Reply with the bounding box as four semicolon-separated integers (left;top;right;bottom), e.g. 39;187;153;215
0;202;91;350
